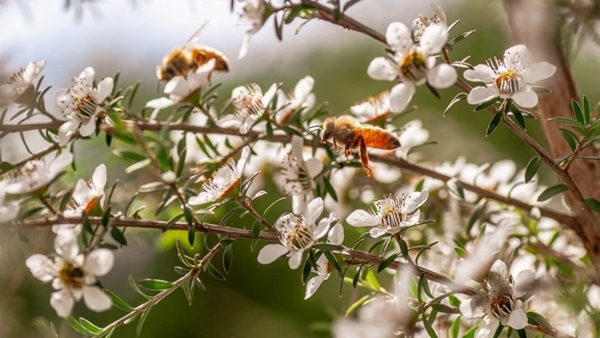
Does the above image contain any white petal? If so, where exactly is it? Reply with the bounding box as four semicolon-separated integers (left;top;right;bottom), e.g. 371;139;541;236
82;286;112;312
188;192;217;205
294;76;314;101
54;230;80;261
79;119;96;137
72;179;90;206
292;195;308;216
490;259;508;278
385;22;412;54
459;297;481;318
238;33;252;59
525;61;556;83
467;86;498;105
504;44;530;69
327;222;344;245
464;64;494;83
313;217;330;240
369;226;388;238
257;244;288;264
79;67;96;87
288;250;304;269
404;189;429;213
305;275;327;299
512;87;538;108
26;254;56;282
92;164;107;192
50;289;75;318
237;146;252;174
389;82;415;113
84;249;114;276
419;23;448;55
262;83;278;107
506;307;527;329
305;158;323;178
346;210;379;227
93;77;114;103
49;152;73;175
475;317;499;338
291;135;304;159
305;197;324;226
367;57;398;81
514;269;535;297
145;97;175;110
58;120;78;146
427;63;457;89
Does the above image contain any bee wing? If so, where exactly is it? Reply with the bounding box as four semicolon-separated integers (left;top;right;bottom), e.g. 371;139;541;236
360;126;401;150
182;20;209;50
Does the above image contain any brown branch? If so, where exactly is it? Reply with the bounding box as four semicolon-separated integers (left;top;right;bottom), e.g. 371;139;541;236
0;143;61;175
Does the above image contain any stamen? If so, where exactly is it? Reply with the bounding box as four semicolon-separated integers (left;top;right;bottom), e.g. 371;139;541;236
400;51;428;85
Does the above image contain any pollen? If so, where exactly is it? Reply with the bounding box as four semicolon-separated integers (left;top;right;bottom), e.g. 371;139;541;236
59;262;85;289
399;50;428;85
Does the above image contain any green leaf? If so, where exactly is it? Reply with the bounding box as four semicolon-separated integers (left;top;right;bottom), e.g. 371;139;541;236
583;95;591;125
462;325;477;338
78;318;102;334
223;244;233;273
572;99;584;124
474;97;501;112
206;263;226;281
136;305;153;337
313;243;344;251
110;227;128;246
137;279;174;291
183;205;195;226
516;329;527;338
112;149;146;163
486;111;503;136
266;122;274;140
548;116;585;128
431;303;460;314
451;315;461;338
492;323;504;338
128;275;152;300
527;311;554;331
345;295;370;316
302;255;312;284
467;204;484;233
585;198;600;213
560;128;579;151
397;238;409;258
537;184;569;202
323;250;341;273
377;252;400;272
105;289;134;311
422;316;439;338
443;92;468;116
364;269;381;291
524;156;542;183
323;177;338;202
454;246;467;257
66;316;93;336
510;102;526;129
448;295;461;308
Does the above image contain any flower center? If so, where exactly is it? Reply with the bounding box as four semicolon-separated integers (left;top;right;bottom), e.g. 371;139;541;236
374;195;404;230
202;159;241;199
279;214;315;251
233;83;265;118
74;94;98;122
489;293;515;319
487;57;523;95
9;67;30;91
282;154;312;195
58;262;85;289
399;50;428;85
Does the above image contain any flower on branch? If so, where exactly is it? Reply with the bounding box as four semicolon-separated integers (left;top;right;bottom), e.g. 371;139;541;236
258;197;338;269
57;67;114;146
189;146;251;205
464;44;556;108
346;189;429;238
219;82;277;134
275;75;315;124
350;90;392;122
0;60;46;105
281;135;323;214
0;181;19;223
460;259;535;336
237;0;268;59
6;152;73;195
25;230;114;318
412;3;447;42
304;222;344;299
367;21;457;113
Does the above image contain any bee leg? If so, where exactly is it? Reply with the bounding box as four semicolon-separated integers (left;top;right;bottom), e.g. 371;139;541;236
333;139;339;153
358;136;372;177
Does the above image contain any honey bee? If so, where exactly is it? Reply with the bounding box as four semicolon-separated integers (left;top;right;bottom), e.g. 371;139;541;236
320;117;401;177
156;22;230;81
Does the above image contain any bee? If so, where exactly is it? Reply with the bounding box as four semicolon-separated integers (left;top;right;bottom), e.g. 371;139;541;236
319;117;401;177
156;22;230;82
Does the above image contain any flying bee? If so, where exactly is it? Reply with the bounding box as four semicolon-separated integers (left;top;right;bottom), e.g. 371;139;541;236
318;117;401;177
156;22;230;82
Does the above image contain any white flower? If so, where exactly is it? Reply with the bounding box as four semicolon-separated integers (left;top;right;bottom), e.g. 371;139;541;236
0;60;46;105
350;90;392;122
56;67;114;146
25;230;113;318
464;44;556;108
304;222;344;299
6;152;73;195
0;181;19;223
219;82;277;134
395;119;430;159
53;164;107;234
412;3;447;42
281;135;323;214
237;0;267;58
367;22;457;113
257;197;337;269
460;260;535;336
422;156;466;192
189;146;251;205
346;190;429;238
275;75;315;124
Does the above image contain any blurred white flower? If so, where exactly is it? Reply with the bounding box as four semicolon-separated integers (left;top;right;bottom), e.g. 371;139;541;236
25;230;113;318
412;3;447;42
422;156;466;192
237;0;267;58
218;83;277;134
257;197;337;269
6;152;73;195
460;260;535;336
281;135;323;214
56;67;114;146
275;75;315;124
395;119;430;159
0;180;19;223
368;22;456;112
464;44;556;108
350;90;392;122
0;60;46;105
346;190;429;238
304;222;344;299
189;146;251;205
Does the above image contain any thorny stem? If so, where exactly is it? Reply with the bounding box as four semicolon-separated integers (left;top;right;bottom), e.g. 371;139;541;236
92;243;223;337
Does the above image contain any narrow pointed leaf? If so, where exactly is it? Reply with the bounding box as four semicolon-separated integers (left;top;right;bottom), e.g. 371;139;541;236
524;156;541;183
537;184;568;202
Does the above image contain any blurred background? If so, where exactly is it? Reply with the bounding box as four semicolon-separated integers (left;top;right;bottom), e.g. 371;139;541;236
1;0;600;337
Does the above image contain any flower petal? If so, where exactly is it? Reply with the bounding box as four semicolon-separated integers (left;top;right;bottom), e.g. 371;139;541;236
490;259;508;278
294;76;314;101
49;152;73;175
93;77;114;103
291;135;304;159
58;120;79;146
26;254;56;282
346;209;379;227
237;146;252;175
464;64;494;83
404;189;429;213
369;226;388;238
83;286;112;312
385;22;412;54
419;23;448;55
475;316;499;338
327;222;344;245
79;119;96;137
305;275;327;299
288;250;304;269
54;230;80;261
467;86;498;105
50;289;75;318
512;86;538;108
305;158;323;178
506;307;527;329
389;82;415;113
427;63;457;89
525;61;556;83
84;249;114;276
314;217;331;240
188;192;217;205
503;44;530;70
459;297;481;318
92;164;107;192
514;268;535;297
72;179;90;206
367;57;398;81
238;33;252;59
257;244;288;264
305;197;324;226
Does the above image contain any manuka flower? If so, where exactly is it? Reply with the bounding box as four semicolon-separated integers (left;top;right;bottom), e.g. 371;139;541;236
0;181;19;223
412;3;447;42
350;90;392;122
464;44;556;108
189;146;251;205
237;0;267;58
304;222;344;299
275;75;315;124
0;60;46;105
281;135;323;214
346;190;429;238
257;197;338;269
367;22;456;113
56;67;114;146
26;230;113;318
6;152;73;195
218;82;277;134
460;260;535;337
